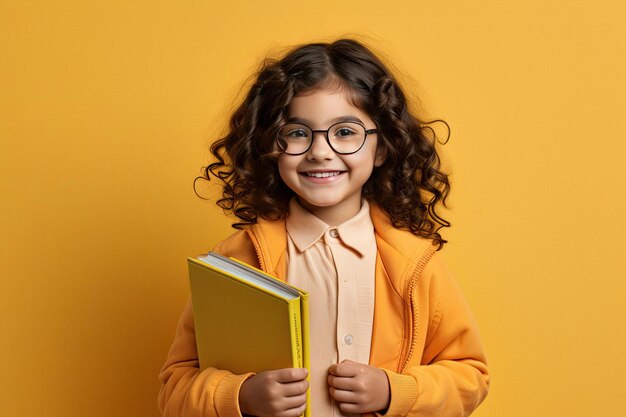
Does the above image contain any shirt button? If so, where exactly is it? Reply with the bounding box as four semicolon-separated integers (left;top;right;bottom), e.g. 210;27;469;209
329;229;339;238
344;334;354;345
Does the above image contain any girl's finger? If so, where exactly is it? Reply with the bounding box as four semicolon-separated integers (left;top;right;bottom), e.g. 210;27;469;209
280;392;308;411
328;361;358;377
338;401;365;414
274;367;308;383
281;402;307;417
327;374;355;390
329;387;358;404
282;379;309;396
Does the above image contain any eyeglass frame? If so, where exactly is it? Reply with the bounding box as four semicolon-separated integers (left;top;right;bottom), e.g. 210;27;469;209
276;121;379;155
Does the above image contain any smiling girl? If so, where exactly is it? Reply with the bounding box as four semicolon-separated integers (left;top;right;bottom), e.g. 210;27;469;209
159;39;490;417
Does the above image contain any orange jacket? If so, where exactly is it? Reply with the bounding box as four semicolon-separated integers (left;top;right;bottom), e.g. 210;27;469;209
159;205;490;416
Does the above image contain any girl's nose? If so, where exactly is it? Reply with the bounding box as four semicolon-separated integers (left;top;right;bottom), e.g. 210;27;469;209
306;132;334;161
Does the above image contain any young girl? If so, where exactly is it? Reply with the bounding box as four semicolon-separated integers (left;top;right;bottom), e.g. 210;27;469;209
159;39;489;417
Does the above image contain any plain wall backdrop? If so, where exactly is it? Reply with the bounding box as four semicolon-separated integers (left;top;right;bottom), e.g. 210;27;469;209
1;1;625;416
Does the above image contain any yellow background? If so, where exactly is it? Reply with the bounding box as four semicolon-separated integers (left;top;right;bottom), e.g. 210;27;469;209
1;1;625;416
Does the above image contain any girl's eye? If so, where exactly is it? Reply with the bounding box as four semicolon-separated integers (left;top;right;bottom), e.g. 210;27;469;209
287;129;309;138
335;127;356;137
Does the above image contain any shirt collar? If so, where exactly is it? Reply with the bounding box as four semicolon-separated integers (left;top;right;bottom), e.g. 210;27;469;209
286;198;374;256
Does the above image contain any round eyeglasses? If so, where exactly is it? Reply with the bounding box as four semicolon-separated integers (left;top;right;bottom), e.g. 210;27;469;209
276;121;378;155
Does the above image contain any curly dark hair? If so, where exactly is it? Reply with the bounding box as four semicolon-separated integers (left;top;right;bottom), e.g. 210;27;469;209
197;38;451;249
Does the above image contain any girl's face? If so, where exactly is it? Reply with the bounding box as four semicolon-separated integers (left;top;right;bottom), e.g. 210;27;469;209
277;86;385;226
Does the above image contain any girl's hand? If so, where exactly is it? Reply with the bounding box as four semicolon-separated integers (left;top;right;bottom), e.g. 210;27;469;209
327;360;391;414
239;368;309;417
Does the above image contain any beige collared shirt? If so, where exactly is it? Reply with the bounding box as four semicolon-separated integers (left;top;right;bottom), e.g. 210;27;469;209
285;198;376;417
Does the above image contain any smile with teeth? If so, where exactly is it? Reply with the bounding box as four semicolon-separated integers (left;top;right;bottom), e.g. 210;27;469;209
303;171;342;178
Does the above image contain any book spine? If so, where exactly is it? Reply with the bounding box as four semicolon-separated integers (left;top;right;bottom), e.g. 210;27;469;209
300;293;311;417
288;296;308;417
289;299;303;369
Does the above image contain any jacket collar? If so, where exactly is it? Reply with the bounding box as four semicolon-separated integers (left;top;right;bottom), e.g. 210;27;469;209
249;203;437;288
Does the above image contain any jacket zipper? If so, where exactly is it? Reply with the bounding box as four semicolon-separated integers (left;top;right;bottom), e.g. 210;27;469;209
399;266;420;373
399;245;438;373
247;229;266;272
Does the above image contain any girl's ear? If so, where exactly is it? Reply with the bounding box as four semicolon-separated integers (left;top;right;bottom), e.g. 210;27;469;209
374;144;387;167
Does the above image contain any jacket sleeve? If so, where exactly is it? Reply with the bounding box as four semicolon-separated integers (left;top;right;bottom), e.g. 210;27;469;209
380;253;490;417
158;298;254;417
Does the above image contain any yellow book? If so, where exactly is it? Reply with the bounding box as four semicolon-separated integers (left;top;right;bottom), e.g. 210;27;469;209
188;252;311;416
